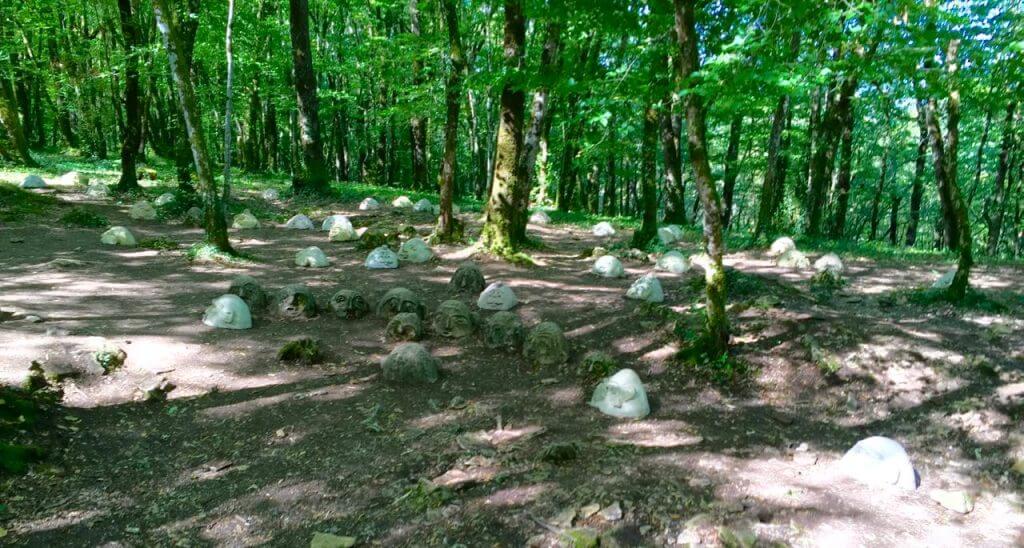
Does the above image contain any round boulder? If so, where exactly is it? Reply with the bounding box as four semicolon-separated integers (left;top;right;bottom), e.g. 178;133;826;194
398;238;433;263
391;196;414;209
285;214;315;230
20;174;46;189
100;226;136;247
381;343;440;384
232;210;260;229
592;221;616;237
523;321;569;367
274;284;318;319
413;198;434;212
776;249;810;268
262;189;280;201
655;251;689;275
839;436;918;490
129;201;157;220
154;192;176;207
589;368;650;419
477;282;518;311
386;312;424;341
365;245;399;269
376;287;425;320
328;289;370;319
449;262;486;294
484;311;525;351
60;171;88;186
295;246;330;268
769;237;796;256
359;197;381;210
625;274;664;303
530;210;552;225
592;255;625;278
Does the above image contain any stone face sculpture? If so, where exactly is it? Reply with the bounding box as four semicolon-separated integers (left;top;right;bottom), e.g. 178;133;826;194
449;263;486;294
274;284;318;319
20;174;46;189
202;294;253;330
285;214;315;230
86;182;109;198
232;210;260;229
530;210;552;225
376;287;425;319
625;274;664;303
100;226;136;247
413;199;434;212
61;171;88;186
657;227;679;245
589;368;650;419
228;275;267;311
592;255;625;278
365;245;399;269
769;236;796;256
321;214;349;232
814;253;845;276
359;197;381;210
381;343;440;384
129;201;157;220
154;192;176;207
328;289;370;319
523;321;569;366
392;195;414;208
477;282;518;311
398;238;433;263
386;312;424;341
839;436;919;490
262;189;280;201
432;300;477;338
592;221;616;237
484;311;525;351
656;251;690;274
776;249;810;268
931;269;957;290
295;246;330;268
183;206;204;227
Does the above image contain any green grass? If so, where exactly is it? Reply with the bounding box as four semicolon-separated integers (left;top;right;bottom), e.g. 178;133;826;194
59;208;109;228
0;184;60;222
185;242;257;265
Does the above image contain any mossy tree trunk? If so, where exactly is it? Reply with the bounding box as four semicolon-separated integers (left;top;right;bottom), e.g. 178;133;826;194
631;106;658;249
153;0;233;254
288;0;330;194
480;0;527;254
408;0;429;191
985;101;1016;255
0;77;37;167
905;98;928;246
925;39;972;301
436;0;466;242
674;0;729;357
754;94;789;239
721;115;743;228
116;0;142;192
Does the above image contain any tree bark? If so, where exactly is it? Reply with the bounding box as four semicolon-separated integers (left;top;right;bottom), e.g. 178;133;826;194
289;0;330;193
436;0;466;242
408;0;428;190
924;39;972;301
153;0;232;253
520;22;561;199
604;120;617;217
869;149;889;241
116;0;143;192
888;195;901;246
673;0;728;357
631;106;659;248
222;0;235;206
721;115;743;228
480;0;527;254
828;87;857;238
985;101;1016;255
754;95;790;238
905;99;929;246
0;77;37;166
967;107;994;208
661;107;687;224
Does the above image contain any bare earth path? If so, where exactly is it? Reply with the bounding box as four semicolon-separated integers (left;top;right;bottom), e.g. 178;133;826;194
2;181;1023;546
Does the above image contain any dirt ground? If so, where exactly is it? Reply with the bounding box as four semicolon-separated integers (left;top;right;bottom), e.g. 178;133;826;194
2;177;1023;547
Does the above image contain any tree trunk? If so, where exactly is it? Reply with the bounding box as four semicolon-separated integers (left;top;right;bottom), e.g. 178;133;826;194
153;0;232;253
436;0;466;242
924;39;972;301
674;0;728;357
888;195;901;246
828;88;857;238
520;22;561;200
408;0;428;190
222;0;236;206
632;106;659;248
967;107;994;208
289;0;330;194
116;0;142;192
0;77;37;166
661;108;687;224
480;0;527;254
604;121;617;217
754;94;790;238
985;102;1016;255
721;115;743;228
905;98;928;246
869;149;888;240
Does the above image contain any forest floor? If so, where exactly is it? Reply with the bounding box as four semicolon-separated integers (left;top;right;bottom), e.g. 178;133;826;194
1;157;1023;547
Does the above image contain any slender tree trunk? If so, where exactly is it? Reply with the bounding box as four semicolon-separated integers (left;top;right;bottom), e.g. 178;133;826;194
869;149;889;240
117;0;142;191
888;195;901;245
604;121;617;217
924;39;971;301
632;106;659;248
661;108;687;224
436;0;466;242
408;0;428;190
480;0;527;254
967;107;994;208
153;0;232;253
828;88;857;238
754;95;790;238
905;99;929;246
0;77;37;166
674;0;728;357
986;102;1016;255
289;0;329;193
721;115;743;228
521;22;561;199
222;0;235;207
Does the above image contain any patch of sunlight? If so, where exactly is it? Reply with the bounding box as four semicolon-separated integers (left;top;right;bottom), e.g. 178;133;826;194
605;419;703;448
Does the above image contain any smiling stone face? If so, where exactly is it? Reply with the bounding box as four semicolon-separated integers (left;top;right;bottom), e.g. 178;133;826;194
483;311;525;351
449;263;486;294
477;282;517;311
376;287;425;320
432;300;477;338
275;284;318;319
328;289;370;319
523;321;569;367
